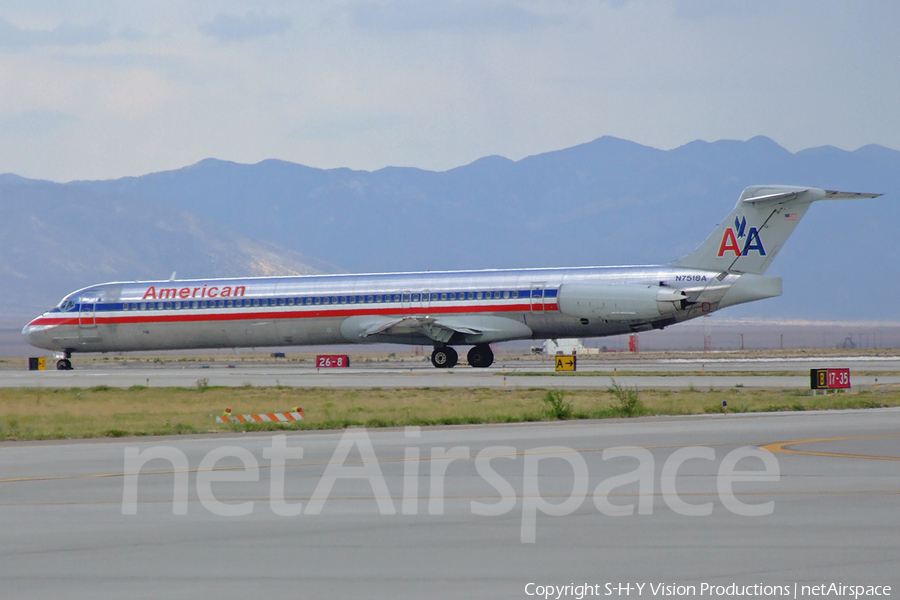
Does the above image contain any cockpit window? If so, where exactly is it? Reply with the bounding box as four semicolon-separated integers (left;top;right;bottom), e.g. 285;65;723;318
57;297;77;312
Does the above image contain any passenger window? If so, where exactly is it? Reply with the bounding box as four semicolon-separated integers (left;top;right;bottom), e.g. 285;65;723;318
503;291;510;299
440;293;447;301
287;298;294;306
467;292;474;300
512;291;518;299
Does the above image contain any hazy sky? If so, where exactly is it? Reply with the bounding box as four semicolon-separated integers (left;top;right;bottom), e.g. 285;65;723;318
1;1;898;181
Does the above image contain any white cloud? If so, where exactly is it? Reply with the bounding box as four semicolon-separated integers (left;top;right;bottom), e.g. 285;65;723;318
198;11;291;43
0;110;76;135
0;1;899;181
0;17;136;50
346;0;563;32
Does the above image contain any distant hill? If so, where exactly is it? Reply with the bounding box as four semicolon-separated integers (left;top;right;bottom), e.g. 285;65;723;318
2;135;897;323
0;178;337;322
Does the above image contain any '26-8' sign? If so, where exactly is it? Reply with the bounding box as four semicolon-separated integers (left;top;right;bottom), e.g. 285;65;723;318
317;355;350;368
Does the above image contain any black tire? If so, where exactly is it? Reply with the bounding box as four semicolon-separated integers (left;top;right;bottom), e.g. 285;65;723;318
467;344;494;368
431;346;458;369
57;358;72;371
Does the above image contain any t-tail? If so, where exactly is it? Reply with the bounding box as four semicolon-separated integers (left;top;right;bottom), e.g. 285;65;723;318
671;185;882;275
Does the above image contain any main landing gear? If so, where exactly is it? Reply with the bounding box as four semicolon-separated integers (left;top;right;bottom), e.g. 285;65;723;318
467;344;494;368
431;346;458;369
57;351;73;371
430;344;494;369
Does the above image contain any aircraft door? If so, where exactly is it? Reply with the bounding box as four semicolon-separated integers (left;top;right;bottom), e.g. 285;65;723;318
529;283;546;313
79;293;99;328
401;290;411;310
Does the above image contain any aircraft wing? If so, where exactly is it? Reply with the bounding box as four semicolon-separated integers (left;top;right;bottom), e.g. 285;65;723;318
343;314;533;345
359;315;482;343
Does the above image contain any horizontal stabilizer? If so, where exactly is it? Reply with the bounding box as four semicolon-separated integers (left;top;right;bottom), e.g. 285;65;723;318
822;190;882;200
741;189;808;204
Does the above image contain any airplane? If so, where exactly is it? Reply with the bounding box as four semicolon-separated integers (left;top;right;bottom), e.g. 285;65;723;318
23;185;881;371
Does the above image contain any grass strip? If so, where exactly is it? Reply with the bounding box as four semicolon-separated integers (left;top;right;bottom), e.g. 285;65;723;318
1;386;899;441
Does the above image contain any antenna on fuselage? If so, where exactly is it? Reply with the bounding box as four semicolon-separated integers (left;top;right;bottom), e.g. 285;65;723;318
169;271;177;281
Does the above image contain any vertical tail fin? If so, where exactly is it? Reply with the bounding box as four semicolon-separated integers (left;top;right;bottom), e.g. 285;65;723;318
671;186;881;275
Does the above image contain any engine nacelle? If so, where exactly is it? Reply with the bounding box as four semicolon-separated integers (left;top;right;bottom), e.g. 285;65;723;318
557;283;687;321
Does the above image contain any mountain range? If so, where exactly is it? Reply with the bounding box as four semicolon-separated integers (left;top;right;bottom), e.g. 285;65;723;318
1;135;897;325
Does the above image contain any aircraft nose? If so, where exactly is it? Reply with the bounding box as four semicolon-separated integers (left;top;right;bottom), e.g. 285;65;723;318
22;317;51;350
22;320;38;345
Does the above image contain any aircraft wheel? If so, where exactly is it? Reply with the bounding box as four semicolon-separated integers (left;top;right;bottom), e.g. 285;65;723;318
467;344;494;368
431;346;458;369
57;358;72;371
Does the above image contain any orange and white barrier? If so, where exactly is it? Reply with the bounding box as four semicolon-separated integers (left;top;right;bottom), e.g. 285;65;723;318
216;408;304;424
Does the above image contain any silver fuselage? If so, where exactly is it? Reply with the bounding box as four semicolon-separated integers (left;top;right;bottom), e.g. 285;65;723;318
22;265;774;354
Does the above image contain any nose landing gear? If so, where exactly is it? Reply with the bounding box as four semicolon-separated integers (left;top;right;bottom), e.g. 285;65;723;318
56;350;73;370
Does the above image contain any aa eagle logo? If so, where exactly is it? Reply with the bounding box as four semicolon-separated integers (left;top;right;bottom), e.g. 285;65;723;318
717;215;766;258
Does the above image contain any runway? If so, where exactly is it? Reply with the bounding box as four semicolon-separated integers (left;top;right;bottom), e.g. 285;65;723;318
4;355;900;389
1;409;898;598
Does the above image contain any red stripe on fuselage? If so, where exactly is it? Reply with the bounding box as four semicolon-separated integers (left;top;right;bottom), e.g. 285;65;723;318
28;303;560;327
